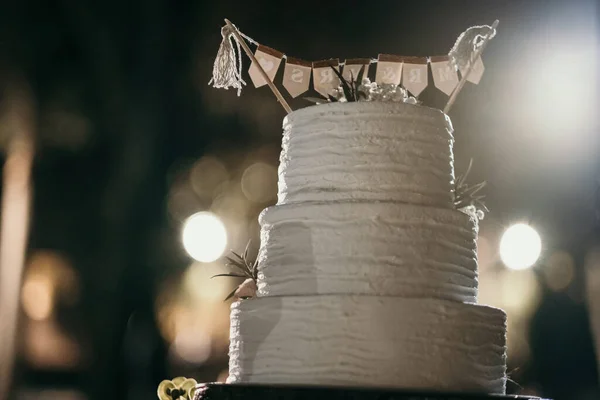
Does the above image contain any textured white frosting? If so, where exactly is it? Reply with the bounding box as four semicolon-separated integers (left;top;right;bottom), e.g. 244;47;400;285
278;102;455;208
227;295;507;394
223;102;508;395
256;201;479;303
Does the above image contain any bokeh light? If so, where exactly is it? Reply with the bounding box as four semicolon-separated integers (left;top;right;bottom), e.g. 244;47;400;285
21;275;54;321
240;162;277;203
182;212;227;262
184;262;231;302
167;184;202;221
211;182;250;220
24;319;81;369
544;250;575;292
190;156;229;200
155;266;232;367
171;329;212;365
500;268;542;317
500;223;542;270
21;251;80;321
530;53;594;130
19;251;83;369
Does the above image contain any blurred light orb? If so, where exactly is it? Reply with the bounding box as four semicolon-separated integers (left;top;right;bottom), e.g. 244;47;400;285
500;268;542;316
184;262;231;302
182;212;227;262
190;156;229;200
241;162;277;203
500;223;541;270
544;250;575;292
171;329;212;365
168;186;201;221
21;275;54;321
211;183;250;219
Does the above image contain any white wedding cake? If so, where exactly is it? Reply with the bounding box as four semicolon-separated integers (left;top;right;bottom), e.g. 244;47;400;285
226;101;507;394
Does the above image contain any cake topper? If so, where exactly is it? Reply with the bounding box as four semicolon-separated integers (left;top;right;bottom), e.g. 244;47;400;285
209;18;499;114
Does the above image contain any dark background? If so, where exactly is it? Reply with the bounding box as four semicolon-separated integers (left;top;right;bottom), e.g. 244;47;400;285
0;1;598;399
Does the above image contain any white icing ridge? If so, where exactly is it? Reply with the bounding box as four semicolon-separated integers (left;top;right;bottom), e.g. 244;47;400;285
256;201;479;303
227;295;507;394
278;102;455;208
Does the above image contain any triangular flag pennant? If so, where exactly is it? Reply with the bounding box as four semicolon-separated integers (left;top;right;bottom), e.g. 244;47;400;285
430;55;459;96
460;56;485;84
282;57;312;98
312;59;340;97
342;58;371;83
375;54;403;85
248;45;284;88
402;57;428;97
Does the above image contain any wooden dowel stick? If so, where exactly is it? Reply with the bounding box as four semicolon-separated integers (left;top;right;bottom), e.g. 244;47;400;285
224;19;293;114
443;19;499;115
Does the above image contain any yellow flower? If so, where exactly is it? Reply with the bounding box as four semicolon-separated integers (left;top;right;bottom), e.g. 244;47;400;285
157;377;198;400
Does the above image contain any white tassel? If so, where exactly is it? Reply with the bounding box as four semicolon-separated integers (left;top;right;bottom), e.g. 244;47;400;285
208;24;246;96
448;24;496;71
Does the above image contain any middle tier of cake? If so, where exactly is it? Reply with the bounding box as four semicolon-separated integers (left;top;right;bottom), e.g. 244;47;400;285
256;201;479;303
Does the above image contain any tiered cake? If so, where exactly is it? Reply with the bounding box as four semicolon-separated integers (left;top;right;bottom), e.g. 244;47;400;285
226;101;507;394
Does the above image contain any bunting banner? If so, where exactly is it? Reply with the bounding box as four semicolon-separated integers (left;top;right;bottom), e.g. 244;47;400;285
209;22;493;100
209;19;498;115
282;57;312;98
430;55;459;95
247;50;486;97
245;49;486;98
248;45;284;88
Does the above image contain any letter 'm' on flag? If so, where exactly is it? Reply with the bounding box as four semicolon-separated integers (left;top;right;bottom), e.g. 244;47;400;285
430;55;459;96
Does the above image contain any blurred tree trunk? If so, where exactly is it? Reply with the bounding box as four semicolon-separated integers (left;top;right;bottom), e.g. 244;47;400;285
0;80;35;400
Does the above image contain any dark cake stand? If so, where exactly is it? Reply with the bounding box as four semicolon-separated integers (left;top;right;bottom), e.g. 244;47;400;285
193;383;550;400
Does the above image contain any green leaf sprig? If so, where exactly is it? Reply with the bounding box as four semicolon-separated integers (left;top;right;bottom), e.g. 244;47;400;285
212;240;258;301
305;64;367;104
454;159;489;213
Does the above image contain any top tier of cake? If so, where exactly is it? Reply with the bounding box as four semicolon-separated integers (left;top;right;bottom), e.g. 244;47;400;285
278;102;456;207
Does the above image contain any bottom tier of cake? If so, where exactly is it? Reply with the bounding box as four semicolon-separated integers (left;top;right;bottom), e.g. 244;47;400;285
227;296;507;394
